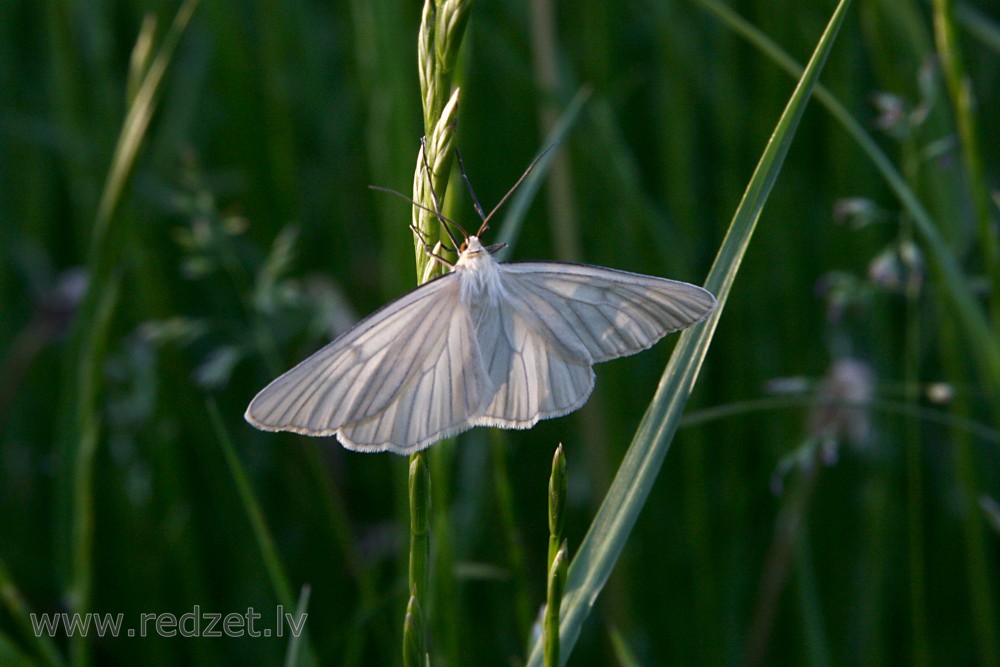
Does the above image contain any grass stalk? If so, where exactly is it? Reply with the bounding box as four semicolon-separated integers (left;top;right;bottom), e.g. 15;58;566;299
529;0;581;262
744;451;821;667
66;282;115;667
932;0;999;331
402;591;427;667
207;402;318;667
548;444;567;570
525;1;854;663
794;539;831;667
403;2;472;663
903;267;930;664
406;452;431;613
939;320;1000;665
490;436;535;643
544;544;567;667
544;446;568;667
0;552;64;666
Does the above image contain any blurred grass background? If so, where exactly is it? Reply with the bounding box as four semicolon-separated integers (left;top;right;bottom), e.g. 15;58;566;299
2;0;999;665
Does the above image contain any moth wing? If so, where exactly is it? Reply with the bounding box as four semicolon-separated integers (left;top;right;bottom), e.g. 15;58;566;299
245;273;487;448
334;299;491;454
498;262;717;364
471;261;715;427
471;295;595;428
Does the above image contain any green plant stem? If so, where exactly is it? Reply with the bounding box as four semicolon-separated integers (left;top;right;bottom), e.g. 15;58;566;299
545;446;567;667
209;402;293;606
933;0;999;332
208;401;318;667
404;4;472;664
745;447;821;667
403;592;427;667
406;450;431;667
544;545;567;667
0;551;64;666
903;252;930;665
67;282;116;667
408;453;431;604
794;539;831;667
491;436;535;643
548;444;567;569
939;319;1000;666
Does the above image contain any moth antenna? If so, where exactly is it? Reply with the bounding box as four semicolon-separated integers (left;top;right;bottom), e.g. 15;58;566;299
368;185;467;245
479;143;558;236
419;137;444;216
410;223;456;256
455;148;487;223
420;137;465;250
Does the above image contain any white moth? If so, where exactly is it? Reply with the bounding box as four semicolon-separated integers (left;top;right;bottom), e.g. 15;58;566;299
245;149;717;454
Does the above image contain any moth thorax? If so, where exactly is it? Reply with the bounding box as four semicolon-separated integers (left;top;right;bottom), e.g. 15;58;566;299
458;252;502;304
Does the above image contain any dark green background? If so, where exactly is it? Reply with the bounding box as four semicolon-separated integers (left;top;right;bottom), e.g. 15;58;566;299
2;0;999;664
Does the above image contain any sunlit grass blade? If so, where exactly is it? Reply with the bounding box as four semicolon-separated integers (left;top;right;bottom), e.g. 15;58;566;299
94;0;200;246
283;585;313;667
0;556;64;667
524;0;854;663
607;625;643;667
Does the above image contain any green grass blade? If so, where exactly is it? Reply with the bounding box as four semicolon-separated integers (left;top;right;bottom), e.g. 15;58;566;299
495;87;591;254
958;4;1000;55
524;1;854;663
93;0;200;246
207;402;319;667
59;8;201;664
0;555;65;667
66;280;116;667
933;0;999;327
0;633;37;667
282;585;313;667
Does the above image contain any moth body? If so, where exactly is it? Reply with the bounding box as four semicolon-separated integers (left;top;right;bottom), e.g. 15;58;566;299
246;155;717;453
455;236;504;308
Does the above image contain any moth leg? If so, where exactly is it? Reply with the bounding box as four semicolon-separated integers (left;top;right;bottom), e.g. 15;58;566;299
410;224;455;278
